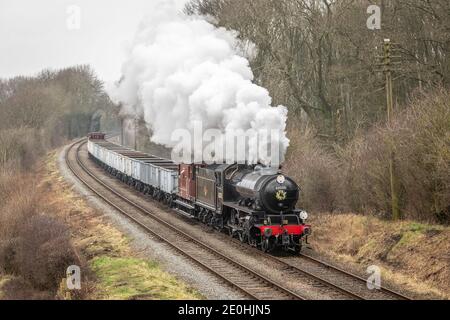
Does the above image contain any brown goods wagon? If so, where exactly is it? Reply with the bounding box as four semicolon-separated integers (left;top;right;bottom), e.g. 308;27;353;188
88;132;105;140
178;164;197;201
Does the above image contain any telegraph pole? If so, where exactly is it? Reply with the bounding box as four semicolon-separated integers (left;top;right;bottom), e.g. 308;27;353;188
382;39;401;220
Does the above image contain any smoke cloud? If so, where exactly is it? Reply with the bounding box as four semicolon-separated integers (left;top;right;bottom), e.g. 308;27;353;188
111;0;289;165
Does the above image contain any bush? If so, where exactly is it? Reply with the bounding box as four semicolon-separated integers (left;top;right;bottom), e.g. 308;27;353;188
389;89;450;222
284;126;339;212
0;128;47;172
337;130;393;217
285;89;450;224
17;215;77;290
0;276;52;300
0;174;80;293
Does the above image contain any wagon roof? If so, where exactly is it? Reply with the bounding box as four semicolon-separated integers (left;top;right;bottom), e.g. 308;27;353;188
115;151;149;157
97;140;177;166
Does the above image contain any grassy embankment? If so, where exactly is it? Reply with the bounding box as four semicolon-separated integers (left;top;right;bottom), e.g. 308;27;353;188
308;213;449;299
0;151;202;300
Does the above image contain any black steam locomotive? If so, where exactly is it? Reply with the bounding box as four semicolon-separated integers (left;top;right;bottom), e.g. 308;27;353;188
176;163;311;253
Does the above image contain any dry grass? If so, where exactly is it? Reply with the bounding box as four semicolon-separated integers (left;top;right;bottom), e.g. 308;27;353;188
309;212;450;299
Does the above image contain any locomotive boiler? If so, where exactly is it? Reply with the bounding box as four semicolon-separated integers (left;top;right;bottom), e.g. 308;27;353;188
233;165;299;214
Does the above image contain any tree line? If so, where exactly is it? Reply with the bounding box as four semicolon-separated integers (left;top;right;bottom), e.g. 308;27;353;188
186;0;449;141
0;65;118;170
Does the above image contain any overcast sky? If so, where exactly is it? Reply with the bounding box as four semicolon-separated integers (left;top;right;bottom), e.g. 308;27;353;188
0;0;162;83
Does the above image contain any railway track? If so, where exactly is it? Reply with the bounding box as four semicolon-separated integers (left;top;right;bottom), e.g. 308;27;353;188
66;138;411;300
66;139;305;300
216;229;411;300
296;252;411;300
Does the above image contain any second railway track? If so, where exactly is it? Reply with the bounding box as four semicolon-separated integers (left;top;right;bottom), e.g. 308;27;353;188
212;227;410;300
65;138;411;300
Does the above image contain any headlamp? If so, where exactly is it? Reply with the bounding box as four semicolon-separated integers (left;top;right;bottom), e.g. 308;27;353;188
299;210;308;220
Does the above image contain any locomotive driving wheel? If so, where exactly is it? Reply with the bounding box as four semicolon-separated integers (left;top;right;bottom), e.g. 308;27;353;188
238;231;247;243
261;238;270;252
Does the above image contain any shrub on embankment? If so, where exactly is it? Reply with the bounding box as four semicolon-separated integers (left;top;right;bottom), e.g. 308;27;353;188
0;174;81;299
285;89;450;224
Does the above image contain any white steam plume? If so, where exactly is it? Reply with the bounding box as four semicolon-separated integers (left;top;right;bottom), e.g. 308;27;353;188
111;0;289;165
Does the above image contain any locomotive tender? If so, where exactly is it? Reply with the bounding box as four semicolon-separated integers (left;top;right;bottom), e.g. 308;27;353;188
87;132;311;253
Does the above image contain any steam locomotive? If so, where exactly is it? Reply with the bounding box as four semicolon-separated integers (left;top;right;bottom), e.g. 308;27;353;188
88;132;311;253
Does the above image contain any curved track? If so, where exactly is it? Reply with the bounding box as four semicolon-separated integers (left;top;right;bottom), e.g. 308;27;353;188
66;138;411;300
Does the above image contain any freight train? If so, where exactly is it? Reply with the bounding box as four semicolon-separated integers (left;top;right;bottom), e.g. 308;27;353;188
87;132;311;253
